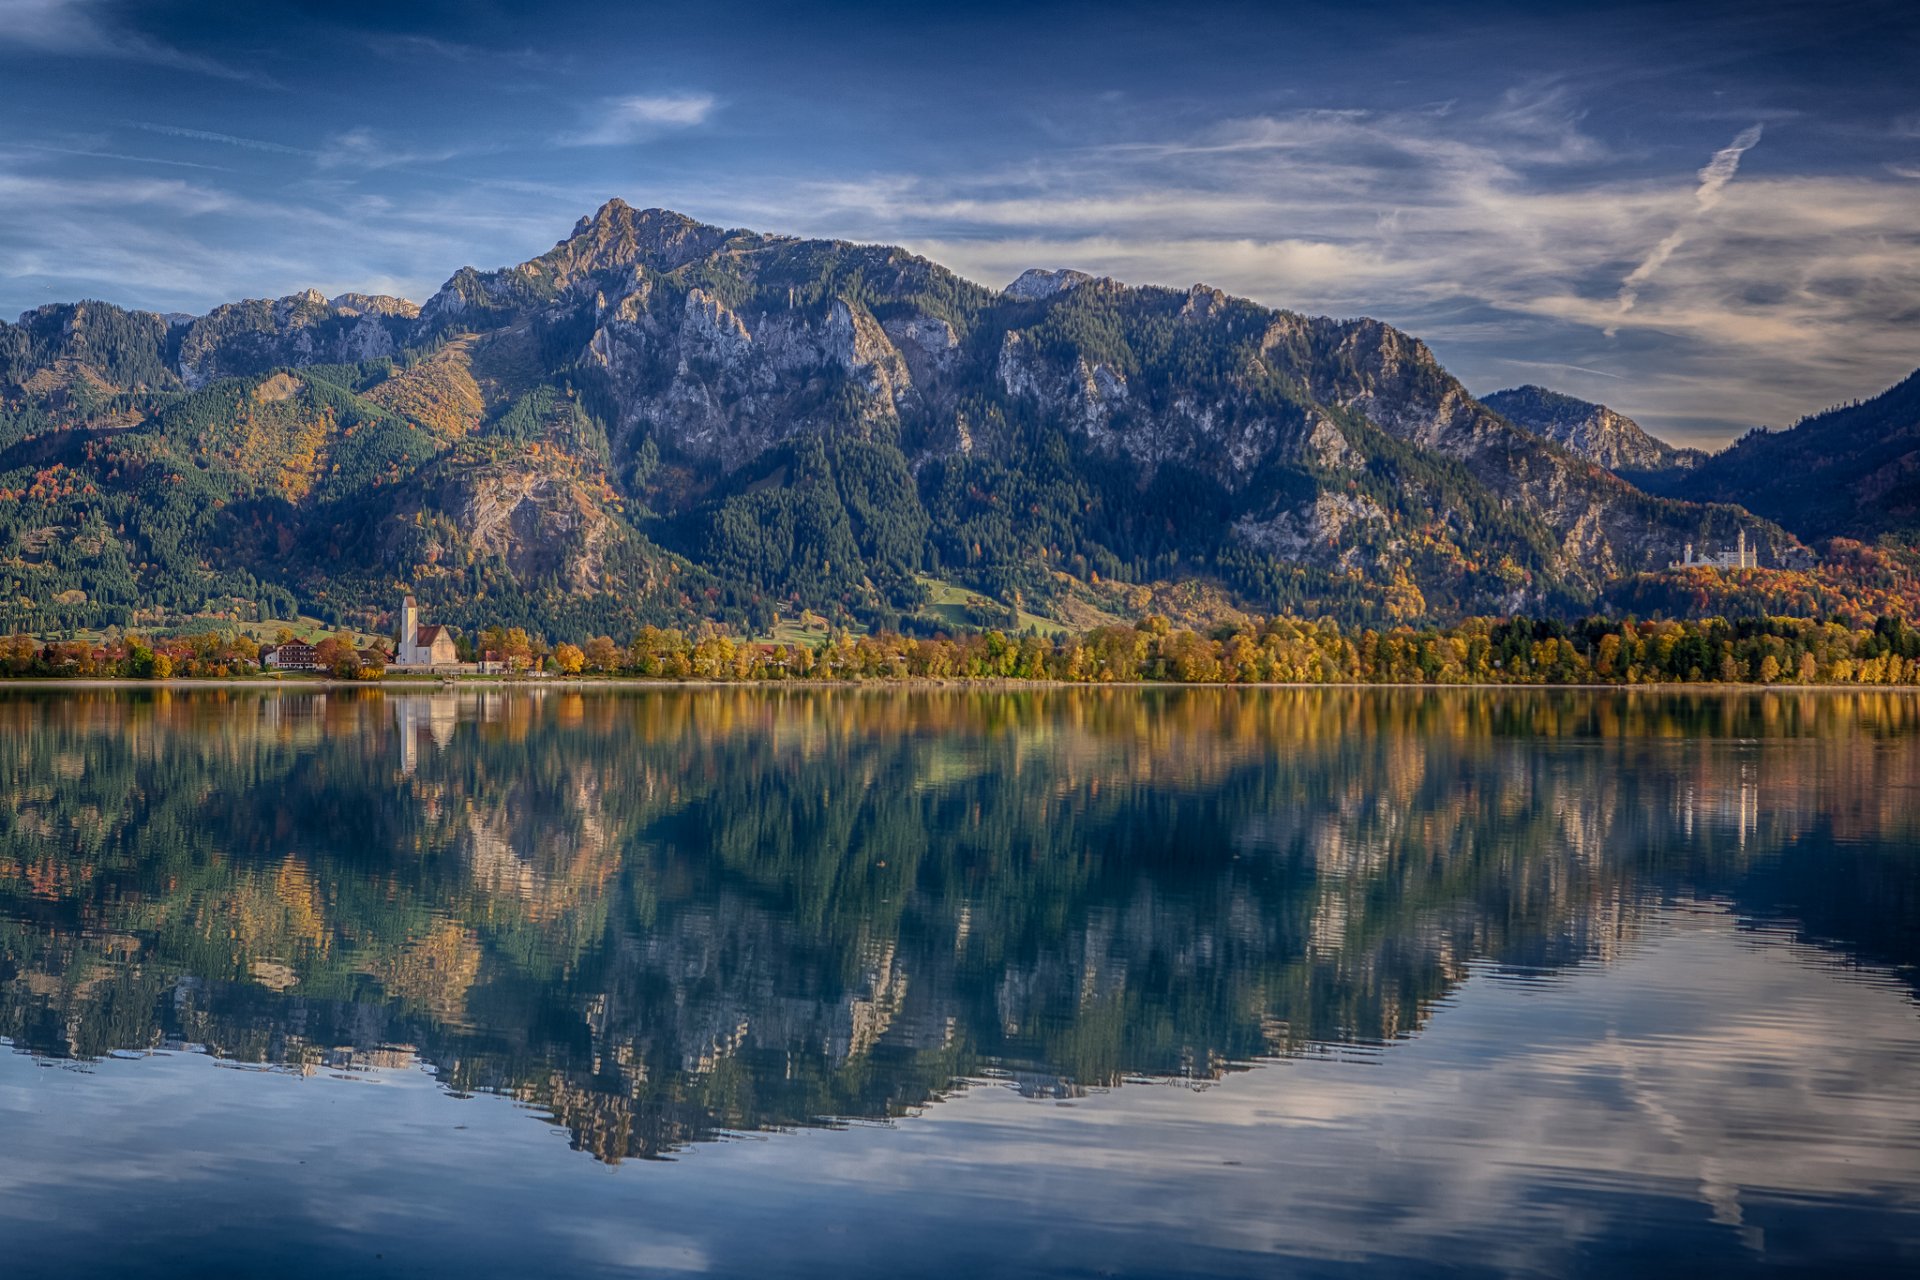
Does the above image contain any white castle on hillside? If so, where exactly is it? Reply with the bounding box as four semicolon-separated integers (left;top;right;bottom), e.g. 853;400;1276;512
1670;529;1759;571
393;595;459;668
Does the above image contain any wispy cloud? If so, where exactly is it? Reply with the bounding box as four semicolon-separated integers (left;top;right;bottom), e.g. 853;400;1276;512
315;128;479;172
0;158;501;316
129;122;314;156
564;93;717;146
1608;124;1763;332
0;0;266;83
363;32;547;71
128;121;484;175
22;142;231;172
1494;358;1626;381
675;101;1912;443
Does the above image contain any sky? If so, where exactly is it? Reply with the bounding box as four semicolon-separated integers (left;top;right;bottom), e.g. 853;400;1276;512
0;0;1916;447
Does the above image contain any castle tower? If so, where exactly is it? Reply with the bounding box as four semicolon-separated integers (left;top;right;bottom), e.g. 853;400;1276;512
1737;529;1751;568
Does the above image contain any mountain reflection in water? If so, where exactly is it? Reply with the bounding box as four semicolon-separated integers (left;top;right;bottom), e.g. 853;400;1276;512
1;687;1917;1276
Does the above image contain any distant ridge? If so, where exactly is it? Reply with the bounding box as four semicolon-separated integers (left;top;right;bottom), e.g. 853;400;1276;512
1482;385;1705;476
1675;368;1920;540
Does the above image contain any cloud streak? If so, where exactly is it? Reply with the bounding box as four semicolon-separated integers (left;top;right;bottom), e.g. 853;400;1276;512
1608;124;1762;333
21;142;232;172
129;122;314;156
0;0;265;82
315;128;484;172
565;93;717;146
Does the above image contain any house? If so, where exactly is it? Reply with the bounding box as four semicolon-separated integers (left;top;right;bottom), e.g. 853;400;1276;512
263;640;319;671
393;595;460;668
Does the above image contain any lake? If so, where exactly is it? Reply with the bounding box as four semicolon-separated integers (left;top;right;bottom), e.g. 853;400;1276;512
1;686;1917;1276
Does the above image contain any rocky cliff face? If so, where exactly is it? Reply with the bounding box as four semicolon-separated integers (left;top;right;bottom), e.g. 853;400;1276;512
178;290;418;387
1483;385;1705;475
0;199;1815;629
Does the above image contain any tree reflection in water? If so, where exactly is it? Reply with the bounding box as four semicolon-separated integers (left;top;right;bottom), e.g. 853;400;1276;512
0;686;1915;1163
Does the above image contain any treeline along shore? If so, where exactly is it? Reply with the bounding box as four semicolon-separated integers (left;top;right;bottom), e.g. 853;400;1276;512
8;613;1920;686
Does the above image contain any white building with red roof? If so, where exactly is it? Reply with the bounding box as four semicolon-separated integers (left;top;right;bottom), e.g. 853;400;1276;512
394;595;459;669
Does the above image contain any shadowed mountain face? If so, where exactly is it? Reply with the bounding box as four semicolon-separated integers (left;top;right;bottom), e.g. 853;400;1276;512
2;686;1916;1165
1483;385;1706;480
1676;368;1920;541
0;201;1803;635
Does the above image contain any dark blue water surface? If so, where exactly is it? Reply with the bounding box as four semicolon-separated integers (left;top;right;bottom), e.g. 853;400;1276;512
1;687;1916;1276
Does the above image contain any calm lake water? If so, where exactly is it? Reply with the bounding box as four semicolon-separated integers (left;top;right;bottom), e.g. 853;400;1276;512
1;687;1917;1277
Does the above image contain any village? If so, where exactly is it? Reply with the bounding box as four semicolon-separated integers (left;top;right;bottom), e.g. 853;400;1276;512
0;594;591;681
0;591;861;681
260;596;474;676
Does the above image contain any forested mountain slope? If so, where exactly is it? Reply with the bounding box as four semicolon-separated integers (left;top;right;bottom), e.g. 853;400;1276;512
0;200;1806;635
1675;369;1920;542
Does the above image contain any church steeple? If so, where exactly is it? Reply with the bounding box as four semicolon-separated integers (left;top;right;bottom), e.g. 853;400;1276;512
400;594;419;661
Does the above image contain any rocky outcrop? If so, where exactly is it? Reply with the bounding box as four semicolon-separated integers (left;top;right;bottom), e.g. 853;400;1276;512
178;290;413;387
329;293;419;320
1005;267;1095;300
447;462;618;593
1235;494;1393;571
1484;385;1706;474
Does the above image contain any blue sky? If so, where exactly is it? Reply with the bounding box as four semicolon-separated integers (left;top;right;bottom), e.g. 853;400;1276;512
0;0;1915;446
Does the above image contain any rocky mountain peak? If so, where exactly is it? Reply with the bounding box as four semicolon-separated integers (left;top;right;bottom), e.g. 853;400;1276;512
552;200;728;281
329;293;420;319
1483;385;1704;474
572;195;635;235
1005;268;1095;301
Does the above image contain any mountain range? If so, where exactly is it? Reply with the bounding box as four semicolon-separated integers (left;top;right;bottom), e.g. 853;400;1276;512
0;198;1907;638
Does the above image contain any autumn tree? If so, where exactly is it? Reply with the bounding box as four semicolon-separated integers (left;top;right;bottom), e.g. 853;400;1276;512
314;631;362;678
584;636;620;673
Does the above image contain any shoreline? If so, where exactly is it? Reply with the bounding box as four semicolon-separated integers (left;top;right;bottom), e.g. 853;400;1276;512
2;677;1918;693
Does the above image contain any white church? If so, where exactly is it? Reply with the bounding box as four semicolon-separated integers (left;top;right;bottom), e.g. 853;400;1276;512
393;595;459;669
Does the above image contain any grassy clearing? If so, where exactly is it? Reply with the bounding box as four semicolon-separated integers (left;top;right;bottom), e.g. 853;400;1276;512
916;575;1072;636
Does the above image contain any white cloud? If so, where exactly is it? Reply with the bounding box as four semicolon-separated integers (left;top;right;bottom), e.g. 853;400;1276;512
565;93;718;146
0;156;488;316
0;0;262;82
315;128;475;172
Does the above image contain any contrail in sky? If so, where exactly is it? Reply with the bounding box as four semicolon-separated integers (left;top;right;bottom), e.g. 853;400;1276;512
1608;124;1763;334
129;122;314;156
